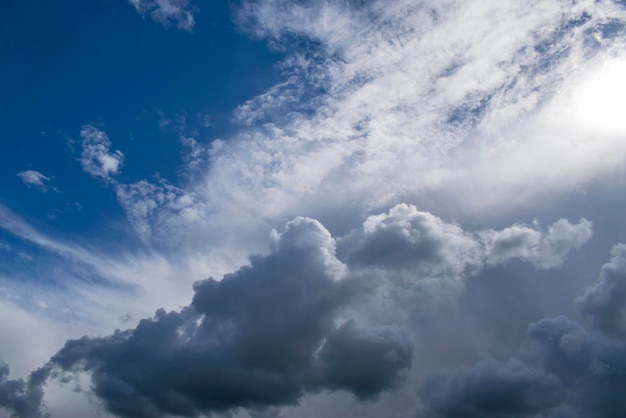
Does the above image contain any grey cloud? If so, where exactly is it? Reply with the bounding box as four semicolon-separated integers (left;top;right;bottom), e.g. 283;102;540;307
45;217;412;417
419;316;626;418
417;244;626;418
576;244;626;338
128;0;197;31
339;204;591;306
481;218;593;269
0;360;50;418
16;171;51;193
114;179;206;243
418;355;562;418
340;204;481;277
315;320;413;399
79;126;124;183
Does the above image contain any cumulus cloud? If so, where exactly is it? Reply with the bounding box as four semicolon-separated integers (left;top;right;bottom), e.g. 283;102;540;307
419;354;562;418
16;171;52;192
37;217;412;417
576;244;626;339
339;204;592;306
128;0;197;31
0;198;598;417
0;360;50;418
79;126;124;183
417;245;626;418
198;0;625;222
418;317;626;418
481;218;594;269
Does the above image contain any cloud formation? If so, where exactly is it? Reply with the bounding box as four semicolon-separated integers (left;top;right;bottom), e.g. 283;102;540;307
576;244;626;339
79;126;124;183
340;204;592;307
0;205;594;418
418;245;626;418
16;171;52;192
128;0;197;31
42;217;411;417
0;360;50;418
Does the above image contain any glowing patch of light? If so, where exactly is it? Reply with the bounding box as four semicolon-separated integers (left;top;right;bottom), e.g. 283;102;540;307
572;59;626;132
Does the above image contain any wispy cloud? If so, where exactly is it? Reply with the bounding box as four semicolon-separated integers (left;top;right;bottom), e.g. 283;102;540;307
79;125;124;183
16;170;52;192
128;0;197;31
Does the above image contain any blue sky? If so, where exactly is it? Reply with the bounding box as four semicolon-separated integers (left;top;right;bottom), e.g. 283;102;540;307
1;0;282;243
2;1;626;417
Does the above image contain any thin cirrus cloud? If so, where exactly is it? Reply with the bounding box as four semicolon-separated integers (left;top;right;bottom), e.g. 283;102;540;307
98;0;626;248
79;125;124;183
127;0;197;31
16;170;52;192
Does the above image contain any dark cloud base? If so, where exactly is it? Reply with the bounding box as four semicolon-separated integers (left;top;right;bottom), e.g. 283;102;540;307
0;206;618;418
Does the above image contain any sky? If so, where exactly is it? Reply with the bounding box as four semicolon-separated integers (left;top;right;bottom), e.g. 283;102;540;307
1;0;626;417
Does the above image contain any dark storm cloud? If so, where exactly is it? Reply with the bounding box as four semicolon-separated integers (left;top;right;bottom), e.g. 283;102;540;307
44;217;412;417
417;245;626;418
0;361;50;418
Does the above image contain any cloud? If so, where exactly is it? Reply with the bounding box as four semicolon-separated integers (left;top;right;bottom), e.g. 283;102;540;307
0;203;593;417
114;179;207;243
128;0;197;31
417;245;626;418
576;244;626;339
42;217;411;417
339;204;592;307
79;126;124;183
418;317;626;418
16;171;52;192
0;360;50;418
481;218;594;269
93;0;626;251
418;354;562;418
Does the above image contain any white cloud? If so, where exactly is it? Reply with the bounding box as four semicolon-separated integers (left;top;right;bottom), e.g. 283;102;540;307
80;0;625;254
16;170;51;192
128;0;197;31
210;0;626;220
114;179;208;244
79;125;124;183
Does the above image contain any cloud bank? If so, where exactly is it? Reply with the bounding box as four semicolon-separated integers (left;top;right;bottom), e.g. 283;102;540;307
0;205;594;417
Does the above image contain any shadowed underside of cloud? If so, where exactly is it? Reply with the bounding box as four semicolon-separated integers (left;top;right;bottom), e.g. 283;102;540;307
418;244;626;418
43;217;412;418
0;206;593;418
